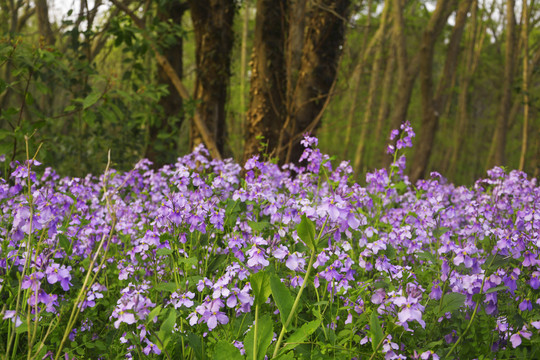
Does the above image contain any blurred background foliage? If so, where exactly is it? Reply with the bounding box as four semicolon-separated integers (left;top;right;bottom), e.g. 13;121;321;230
0;0;539;184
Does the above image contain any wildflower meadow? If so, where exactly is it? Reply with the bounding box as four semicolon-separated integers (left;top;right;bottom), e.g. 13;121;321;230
1;124;539;359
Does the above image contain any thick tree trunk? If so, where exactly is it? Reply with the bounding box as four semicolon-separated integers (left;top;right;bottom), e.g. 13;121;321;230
411;0;470;182
188;0;236;156
282;0;351;165
145;1;188;167
243;0;288;162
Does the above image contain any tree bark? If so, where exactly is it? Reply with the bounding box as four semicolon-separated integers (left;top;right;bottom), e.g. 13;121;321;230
486;0;516;168
145;1;188;167
243;0;288;162
282;0;351;165
448;0;485;175
188;0;236;156
35;0;56;45
411;0;470;182
519;0;530;171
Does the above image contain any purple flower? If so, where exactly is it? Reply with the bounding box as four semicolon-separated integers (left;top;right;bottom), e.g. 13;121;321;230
394;296;426;328
194;298;229;330
171;291;195;309
286;252;306;271
510;327;532;348
45;263;72;291
246;245;269;268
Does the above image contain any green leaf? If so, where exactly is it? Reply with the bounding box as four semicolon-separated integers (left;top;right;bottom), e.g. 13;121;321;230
156;248;173;256
155;282;178;293
250;271;271;307
244;314;273;360
280;319;321;354
187;332;204;360
438;292;466;315
270;274;294;330
146;305;162;325
297;215;316;251
83;110;96;127
159;309;176;336
248;220;270;232
369;311;384;352
214;341;244;360
82;91;101;109
58;234;72;255
485;285;509;294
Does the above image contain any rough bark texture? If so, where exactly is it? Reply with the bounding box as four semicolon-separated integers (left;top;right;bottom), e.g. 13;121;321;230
283;0;351;165
145;1;188;167
188;0;236;156
243;0;288;162
411;0;470;182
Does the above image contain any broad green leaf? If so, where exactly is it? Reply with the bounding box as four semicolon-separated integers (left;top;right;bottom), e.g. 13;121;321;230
438;292;466;315
213;340;244;360
82;91;101;109
244;314;273;360
146;305;162;324
250;271;271;306
156;248;173;256
57;234;72;255
280;319;321;354
297;215;316;251
270;274;294;330
370;311;384;352
248;220;270;232
187;332;204;360
159;309;176;335
155;282;178;293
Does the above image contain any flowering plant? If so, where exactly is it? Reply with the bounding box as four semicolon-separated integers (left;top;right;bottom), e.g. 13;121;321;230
1;127;539;359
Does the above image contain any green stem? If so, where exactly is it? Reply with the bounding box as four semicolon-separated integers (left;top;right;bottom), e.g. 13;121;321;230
253;304;259;360
444;252;497;359
272;250;317;358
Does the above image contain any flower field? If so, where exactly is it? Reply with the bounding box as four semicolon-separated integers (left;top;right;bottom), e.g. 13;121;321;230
1;128;539;359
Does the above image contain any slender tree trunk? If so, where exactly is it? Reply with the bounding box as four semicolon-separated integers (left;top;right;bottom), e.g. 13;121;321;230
352;31;388;173
411;0;470;182
519;0;530;171
239;0;251;139
486;0;516;168
283;0;351;165
286;0;307;113
448;0;485;175
188;0;236;156
342;0;371;159
243;0;288;162
145;1;188;167
374;46;395;153
35;0;55;45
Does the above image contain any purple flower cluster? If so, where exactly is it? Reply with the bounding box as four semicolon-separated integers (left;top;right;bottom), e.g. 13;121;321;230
1;130;539;359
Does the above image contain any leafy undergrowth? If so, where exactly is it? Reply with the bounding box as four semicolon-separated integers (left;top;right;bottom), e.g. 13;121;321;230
1;126;539;360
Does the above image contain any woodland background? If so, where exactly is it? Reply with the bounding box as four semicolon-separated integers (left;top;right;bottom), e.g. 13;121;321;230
0;0;538;184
